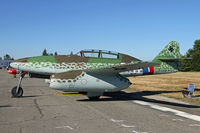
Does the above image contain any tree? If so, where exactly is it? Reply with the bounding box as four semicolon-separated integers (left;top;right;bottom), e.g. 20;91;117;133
181;39;200;71
181;58;192;71
70;51;73;55
4;54;12;60
191;40;200;71
54;52;58;56
49;53;53;56
42;49;48;56
0;57;2;60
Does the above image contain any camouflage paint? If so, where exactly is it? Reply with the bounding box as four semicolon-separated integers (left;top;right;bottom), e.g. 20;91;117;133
28;56;56;63
120;41;181;76
11;42;180;76
152;41;181;74
12;51;139;73
10;43;181;97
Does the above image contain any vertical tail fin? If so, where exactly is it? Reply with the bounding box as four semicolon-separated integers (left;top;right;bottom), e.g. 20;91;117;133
152;41;181;74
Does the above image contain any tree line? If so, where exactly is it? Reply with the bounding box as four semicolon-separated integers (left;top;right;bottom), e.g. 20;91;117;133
0;54;14;60
42;49;73;56
181;39;200;71
42;48;58;56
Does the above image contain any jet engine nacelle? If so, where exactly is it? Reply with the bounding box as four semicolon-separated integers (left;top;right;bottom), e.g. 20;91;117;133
8;68;27;77
49;70;131;93
8;68;17;75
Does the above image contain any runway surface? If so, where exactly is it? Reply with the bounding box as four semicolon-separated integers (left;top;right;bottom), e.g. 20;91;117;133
0;70;200;133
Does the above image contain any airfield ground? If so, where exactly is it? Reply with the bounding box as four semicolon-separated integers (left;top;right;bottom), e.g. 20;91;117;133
0;69;200;133
129;72;200;104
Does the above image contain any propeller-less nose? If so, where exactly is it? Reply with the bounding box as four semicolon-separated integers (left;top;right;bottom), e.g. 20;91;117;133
10;58;29;69
8;68;17;75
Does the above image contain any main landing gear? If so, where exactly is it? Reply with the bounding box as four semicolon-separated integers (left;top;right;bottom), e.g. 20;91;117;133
87;92;103;100
11;71;24;97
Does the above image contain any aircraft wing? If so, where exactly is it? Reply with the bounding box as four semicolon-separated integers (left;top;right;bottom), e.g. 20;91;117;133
86;62;158;74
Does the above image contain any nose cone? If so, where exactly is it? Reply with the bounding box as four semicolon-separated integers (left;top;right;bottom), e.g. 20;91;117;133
10;58;29;69
8;68;17;75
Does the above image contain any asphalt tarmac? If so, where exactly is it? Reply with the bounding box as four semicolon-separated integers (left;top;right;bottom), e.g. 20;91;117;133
0;69;200;133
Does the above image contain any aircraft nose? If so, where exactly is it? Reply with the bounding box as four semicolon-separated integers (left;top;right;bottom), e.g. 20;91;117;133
10;58;29;69
10;62;18;69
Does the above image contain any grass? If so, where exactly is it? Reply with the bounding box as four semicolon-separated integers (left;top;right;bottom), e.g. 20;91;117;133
128;72;200;104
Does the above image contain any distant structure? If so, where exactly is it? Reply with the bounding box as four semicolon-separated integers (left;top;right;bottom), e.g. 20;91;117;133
0;60;13;68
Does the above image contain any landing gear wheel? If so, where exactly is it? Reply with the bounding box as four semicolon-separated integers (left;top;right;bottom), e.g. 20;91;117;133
11;86;23;97
88;96;100;100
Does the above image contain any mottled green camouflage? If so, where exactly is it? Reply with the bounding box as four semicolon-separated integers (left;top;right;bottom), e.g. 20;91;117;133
152;41;181;73
28;56;56;63
12;42;181;75
18;52;138;70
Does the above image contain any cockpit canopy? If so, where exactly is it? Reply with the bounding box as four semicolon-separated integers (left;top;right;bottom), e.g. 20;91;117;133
76;49;120;59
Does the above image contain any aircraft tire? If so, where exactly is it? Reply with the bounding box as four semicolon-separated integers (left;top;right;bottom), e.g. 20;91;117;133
88;96;100;100
11;86;23;97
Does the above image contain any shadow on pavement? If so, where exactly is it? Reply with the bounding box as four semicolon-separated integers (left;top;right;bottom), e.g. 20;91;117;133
77;90;200;108
0;105;12;108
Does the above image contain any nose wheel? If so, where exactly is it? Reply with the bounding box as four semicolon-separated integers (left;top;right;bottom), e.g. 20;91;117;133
11;71;24;98
11;86;23;97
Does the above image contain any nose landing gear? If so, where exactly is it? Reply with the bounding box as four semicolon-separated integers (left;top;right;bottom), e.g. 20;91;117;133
11;86;23;97
11;71;25;98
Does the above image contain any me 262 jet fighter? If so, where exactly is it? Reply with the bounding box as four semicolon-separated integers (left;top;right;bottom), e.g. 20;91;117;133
10;41;181;100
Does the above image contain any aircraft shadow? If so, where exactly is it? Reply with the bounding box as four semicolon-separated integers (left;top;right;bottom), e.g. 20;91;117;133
21;94;54;98
0;105;12;108
22;95;40;98
78;90;200;108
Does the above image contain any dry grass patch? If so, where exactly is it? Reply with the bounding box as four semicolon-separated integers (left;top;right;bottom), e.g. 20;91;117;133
128;72;200;104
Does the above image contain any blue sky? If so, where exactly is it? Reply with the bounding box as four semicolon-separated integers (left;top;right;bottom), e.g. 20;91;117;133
0;0;200;61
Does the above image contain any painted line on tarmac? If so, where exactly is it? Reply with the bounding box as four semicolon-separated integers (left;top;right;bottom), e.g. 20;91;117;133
189;124;200;127
132;131;148;133
172;118;184;121
133;100;200;122
54;93;85;96
55;125;74;130
110;118;124;123
121;124;135;128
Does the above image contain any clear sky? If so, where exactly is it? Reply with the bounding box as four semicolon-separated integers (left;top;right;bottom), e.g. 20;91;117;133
0;0;200;61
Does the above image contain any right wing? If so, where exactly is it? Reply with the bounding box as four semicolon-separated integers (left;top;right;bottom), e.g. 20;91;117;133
51;61;158;80
86;62;158;74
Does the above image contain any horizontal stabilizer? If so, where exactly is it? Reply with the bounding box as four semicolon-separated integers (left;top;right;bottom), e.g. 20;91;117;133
158;57;192;61
158;58;181;61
